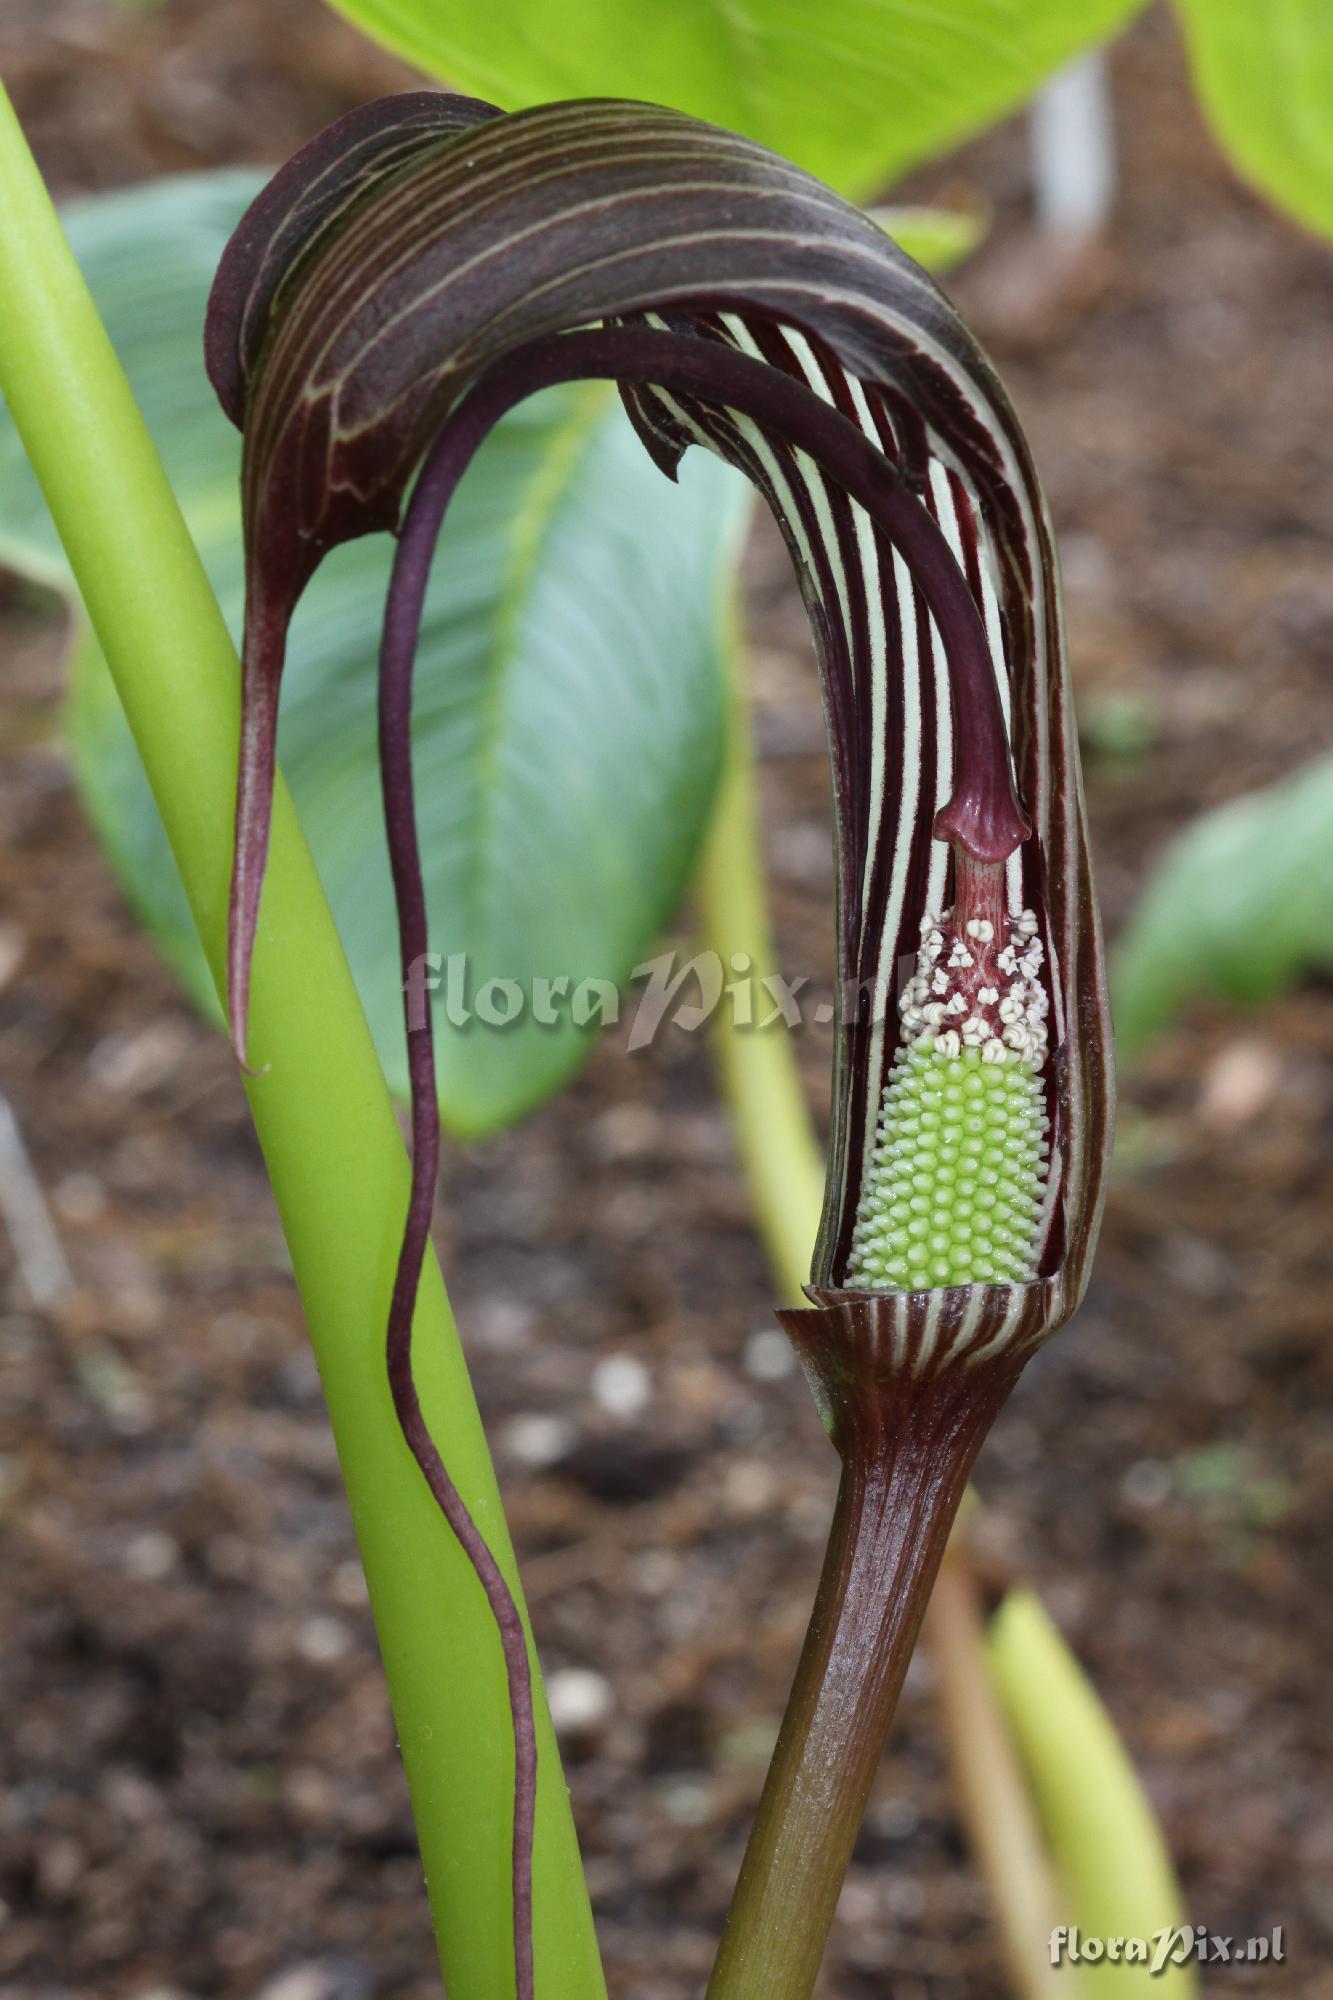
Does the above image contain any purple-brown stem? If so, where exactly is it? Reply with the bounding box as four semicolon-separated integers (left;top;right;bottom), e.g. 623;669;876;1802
706;1318;1022;2000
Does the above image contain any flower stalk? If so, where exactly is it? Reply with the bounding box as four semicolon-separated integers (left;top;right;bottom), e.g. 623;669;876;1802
709;1319;1022;1998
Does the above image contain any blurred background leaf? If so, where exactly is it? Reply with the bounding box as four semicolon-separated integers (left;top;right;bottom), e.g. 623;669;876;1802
320;0;1147;199
870;201;990;273
1174;0;1333;240
0;173;750;1135
1112;754;1333;1060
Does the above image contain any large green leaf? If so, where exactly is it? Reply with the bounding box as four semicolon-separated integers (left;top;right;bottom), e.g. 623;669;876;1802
320;0;1146;199
1112;755;1333;1059
0;173;749;1134
1174;0;1333;239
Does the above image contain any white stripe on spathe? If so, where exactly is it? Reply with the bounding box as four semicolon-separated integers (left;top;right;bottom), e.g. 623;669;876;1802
734;322;914;1206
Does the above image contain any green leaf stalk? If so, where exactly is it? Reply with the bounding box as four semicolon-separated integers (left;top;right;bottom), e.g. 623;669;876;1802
0;86;602;2000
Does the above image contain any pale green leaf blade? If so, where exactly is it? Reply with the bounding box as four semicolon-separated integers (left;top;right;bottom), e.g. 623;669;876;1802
1112;755;1333;1058
869;202;988;274
990;1591;1197;1992
0;172;750;1135
1174;0;1333;239
319;0;1147;198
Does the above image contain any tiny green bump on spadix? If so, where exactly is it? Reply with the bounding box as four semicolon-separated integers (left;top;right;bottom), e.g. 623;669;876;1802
847;905;1051;1292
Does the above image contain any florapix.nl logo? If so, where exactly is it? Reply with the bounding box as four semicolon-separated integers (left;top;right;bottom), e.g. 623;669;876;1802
1049;1925;1286;1973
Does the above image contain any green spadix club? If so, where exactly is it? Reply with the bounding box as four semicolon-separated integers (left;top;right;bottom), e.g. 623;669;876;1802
848;882;1051;1292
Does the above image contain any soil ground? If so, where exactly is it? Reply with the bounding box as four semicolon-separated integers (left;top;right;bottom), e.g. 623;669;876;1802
1;5;1330;1997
